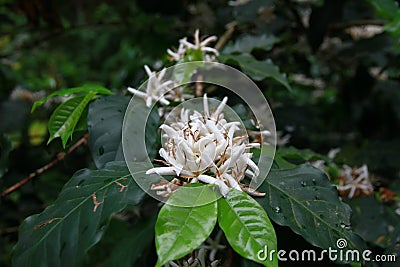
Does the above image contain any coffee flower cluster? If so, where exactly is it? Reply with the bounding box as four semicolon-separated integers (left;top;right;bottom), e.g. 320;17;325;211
167;29;219;62
127;65;187;108
146;95;260;196
128;30;218;107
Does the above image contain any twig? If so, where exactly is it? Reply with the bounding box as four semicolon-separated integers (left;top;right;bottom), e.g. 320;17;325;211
195;74;203;97
0;226;20;236
0;20;124;59
330;19;387;30
215;21;237;51
0;134;89;199
223;246;233;267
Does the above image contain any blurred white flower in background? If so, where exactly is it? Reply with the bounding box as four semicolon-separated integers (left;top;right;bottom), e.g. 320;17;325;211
127;65;189;107
167;29;219;62
127;65;173;107
337;164;374;199
147;94;260;196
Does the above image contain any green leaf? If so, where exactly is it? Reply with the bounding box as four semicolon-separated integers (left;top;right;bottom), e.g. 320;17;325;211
0;134;12;178
218;189;277;267
155;184;218;266
278;146;328;162
173;60;204;84
222;54;291;90
366;0;400;20
31;84;112;112
88;95;130;168
258;164;366;253
348;196;388;246
233;0;274;22
223;34;279;54
47;92;97;148
87;215;156;267
13;161;148;267
123;99;161;162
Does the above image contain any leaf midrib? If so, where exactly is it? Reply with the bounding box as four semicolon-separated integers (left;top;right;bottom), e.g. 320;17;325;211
158;186;216;265
267;174;360;250
22;169;143;257
225;195;266;248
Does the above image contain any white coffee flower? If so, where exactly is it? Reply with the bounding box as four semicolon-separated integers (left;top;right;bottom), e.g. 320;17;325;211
337;164;374;199
146;94;260;196
167;29;219;62
128;65;192;107
127;65;174;107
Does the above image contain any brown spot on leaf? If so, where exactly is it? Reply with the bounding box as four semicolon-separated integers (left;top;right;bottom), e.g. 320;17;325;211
92;193;104;212
34;217;62;230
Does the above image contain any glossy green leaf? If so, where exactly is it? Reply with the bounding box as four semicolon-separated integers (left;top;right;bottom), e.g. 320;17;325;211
47;92;96;148
13;161;148;267
0;134;12;178
258;164;366;253
223;34;279;54
88;95;130;168
223;54;291;90
155;184;218;267
218;189;277;267
31;84;112;112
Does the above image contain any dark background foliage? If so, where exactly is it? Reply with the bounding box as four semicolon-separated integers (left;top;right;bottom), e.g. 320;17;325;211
1;0;399;266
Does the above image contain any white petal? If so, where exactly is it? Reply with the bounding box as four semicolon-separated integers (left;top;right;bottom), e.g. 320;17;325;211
146;96;152;107
158;97;170;106
144;65;153;77
160;124;178;137
198;174;218;184
127;87;148;98
200;36;217;46
246;157;260;177
200;141;216;170
223;173;241;191
206;120;224;141
201;46;219;55
194;29;200;47
146;167;176;175
203;94;210;117
215;179;230;196
211;96;228;119
198;175;230;197
180;38;196;49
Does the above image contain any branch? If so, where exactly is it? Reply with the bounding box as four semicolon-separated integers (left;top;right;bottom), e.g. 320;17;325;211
329;19;387;30
0;134;89;199
0;20;124;59
215;21;237;51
